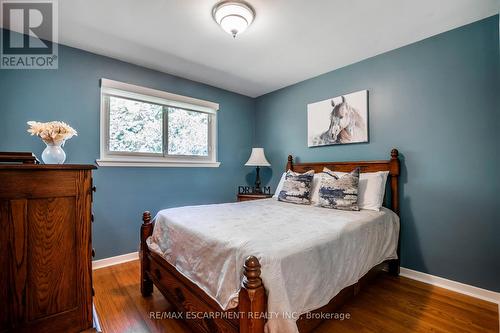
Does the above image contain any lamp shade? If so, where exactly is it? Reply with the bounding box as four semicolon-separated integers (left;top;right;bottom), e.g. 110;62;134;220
245;148;270;167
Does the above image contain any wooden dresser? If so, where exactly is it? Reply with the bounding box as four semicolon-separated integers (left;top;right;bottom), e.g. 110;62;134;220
0;164;97;333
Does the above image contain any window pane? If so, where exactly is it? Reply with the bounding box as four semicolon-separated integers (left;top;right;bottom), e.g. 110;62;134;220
108;96;163;154
167;107;209;156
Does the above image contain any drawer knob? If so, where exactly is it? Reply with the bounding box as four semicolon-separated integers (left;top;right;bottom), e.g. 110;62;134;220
91;186;97;192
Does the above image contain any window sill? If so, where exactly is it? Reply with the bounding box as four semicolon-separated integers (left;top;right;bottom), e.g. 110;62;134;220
96;159;221;168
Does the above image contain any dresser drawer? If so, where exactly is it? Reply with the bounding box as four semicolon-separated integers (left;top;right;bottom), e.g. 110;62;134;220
0;170;77;199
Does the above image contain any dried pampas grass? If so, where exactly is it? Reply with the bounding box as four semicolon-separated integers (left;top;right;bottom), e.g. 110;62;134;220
27;121;77;145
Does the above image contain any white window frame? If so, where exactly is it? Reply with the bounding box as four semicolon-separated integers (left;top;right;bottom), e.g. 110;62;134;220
96;79;220;168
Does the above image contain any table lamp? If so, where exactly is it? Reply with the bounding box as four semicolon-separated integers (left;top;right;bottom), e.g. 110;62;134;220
245;148;271;194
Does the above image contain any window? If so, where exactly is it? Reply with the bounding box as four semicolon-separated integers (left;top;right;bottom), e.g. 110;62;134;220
97;79;219;167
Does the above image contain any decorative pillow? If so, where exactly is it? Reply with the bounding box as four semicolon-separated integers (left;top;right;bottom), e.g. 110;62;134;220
318;168;360;211
325;168;388;211
278;170;315;204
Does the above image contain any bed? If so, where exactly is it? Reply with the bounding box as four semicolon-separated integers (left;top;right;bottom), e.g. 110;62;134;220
140;149;401;333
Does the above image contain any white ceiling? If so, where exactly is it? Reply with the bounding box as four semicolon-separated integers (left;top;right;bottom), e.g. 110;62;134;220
12;1;500;97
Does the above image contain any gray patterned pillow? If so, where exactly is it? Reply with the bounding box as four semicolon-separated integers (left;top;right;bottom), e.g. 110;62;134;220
278;170;315;204
317;168;360;211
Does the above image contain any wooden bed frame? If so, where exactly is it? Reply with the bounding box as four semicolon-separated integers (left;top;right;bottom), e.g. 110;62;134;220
140;149;401;333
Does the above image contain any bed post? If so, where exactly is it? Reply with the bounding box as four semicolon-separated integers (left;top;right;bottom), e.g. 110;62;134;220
286;155;293;171
389;149;400;215
388;149;401;276
239;256;266;333
141;211;154;296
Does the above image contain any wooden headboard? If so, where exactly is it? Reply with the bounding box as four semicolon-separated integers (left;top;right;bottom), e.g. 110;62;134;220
286;149;400;215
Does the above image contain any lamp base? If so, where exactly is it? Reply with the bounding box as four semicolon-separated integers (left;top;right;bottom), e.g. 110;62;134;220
254;166;262;193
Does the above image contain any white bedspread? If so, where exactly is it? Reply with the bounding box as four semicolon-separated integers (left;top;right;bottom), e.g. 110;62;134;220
147;199;399;333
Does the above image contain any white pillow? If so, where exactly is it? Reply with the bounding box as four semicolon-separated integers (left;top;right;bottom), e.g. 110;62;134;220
274;172;325;204
325;168;389;211
310;172;326;205
272;172;286;199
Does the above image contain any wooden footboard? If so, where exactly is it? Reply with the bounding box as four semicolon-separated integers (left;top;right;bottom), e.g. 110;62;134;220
140;212;266;333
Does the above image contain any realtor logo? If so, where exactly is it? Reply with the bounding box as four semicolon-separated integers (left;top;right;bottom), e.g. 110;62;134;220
1;0;58;69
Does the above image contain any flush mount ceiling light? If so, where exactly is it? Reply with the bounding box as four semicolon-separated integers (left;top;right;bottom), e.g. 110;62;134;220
212;1;255;38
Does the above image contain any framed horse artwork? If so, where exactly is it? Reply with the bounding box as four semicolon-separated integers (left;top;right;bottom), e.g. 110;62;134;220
307;90;368;147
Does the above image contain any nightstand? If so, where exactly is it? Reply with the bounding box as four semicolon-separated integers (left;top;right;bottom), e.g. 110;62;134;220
237;193;273;202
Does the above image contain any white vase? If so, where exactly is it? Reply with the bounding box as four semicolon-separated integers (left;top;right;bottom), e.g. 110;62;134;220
41;141;66;164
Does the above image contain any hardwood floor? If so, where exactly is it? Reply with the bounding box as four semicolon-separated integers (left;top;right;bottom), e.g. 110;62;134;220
92;260;498;333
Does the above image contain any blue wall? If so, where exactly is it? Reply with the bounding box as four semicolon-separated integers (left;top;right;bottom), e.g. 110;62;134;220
255;15;500;291
0;38;255;260
1;15;498;292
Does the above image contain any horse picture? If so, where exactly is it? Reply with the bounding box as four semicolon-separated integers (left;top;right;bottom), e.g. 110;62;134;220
308;90;368;147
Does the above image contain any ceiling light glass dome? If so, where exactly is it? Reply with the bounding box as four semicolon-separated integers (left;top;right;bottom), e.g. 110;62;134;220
213;1;255;38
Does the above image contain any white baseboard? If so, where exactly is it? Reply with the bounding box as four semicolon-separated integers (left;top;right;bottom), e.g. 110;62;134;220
92;251;139;270
400;267;500;305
